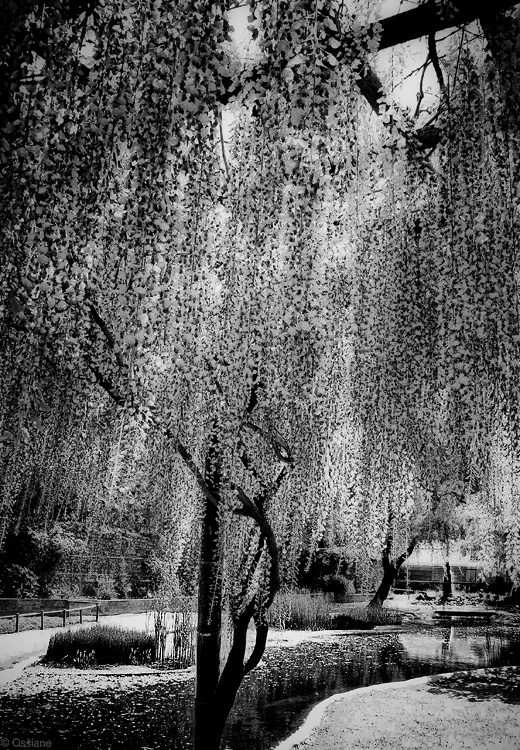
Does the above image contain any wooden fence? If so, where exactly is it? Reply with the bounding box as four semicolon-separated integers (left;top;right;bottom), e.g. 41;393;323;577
0;603;99;633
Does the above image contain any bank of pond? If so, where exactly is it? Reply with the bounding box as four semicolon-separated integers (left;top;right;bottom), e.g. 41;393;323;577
0;622;519;749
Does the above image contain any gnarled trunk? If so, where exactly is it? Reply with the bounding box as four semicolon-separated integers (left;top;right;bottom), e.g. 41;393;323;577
189;417;287;750
194;500;222;750
369;536;418;609
368;562;398;608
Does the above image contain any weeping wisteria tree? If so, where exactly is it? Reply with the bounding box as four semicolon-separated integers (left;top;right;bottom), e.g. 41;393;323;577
3;0;520;747
0;0;372;746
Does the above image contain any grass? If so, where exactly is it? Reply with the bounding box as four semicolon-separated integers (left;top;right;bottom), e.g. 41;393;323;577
45;625;156;667
332;606;403;629
268;590;403;631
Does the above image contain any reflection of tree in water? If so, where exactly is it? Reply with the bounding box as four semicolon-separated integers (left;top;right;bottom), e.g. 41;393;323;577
468;632;509;668
399;626;518;669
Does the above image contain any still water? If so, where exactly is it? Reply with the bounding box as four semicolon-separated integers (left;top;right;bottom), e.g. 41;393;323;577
0;624;518;749
224;624;520;748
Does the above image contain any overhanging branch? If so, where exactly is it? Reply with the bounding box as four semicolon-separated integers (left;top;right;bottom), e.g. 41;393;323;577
395;537;419;569
88;302;125;370
378;0;520;50
243;421;293;464
175;439;221;508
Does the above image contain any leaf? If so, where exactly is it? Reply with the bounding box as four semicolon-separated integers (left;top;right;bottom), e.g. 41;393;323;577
287;54;305;69
291;108;304;127
9;296;23;315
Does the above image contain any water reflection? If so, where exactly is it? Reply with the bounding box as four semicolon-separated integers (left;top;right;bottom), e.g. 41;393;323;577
223;625;520;750
400;627;514;669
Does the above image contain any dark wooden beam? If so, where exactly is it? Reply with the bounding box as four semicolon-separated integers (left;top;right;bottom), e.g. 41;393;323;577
378;0;520;50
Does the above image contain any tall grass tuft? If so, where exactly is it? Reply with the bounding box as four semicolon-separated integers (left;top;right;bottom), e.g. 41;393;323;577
268;590;403;631
333;606;403;629
268;590;332;630
45;625;156;667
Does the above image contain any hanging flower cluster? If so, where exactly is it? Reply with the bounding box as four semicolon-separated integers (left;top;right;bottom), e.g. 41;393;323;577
3;0;520;594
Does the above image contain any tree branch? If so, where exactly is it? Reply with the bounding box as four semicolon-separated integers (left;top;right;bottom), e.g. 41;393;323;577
88;302;125;370
244;622;269;674
243;421;293;464
414;54;430;119
245;373;262;415
219;116;230;180
237;440;266;490
217;2;520;152
4;315;128;407
395;536;419;569
175;439;221;508
90;367;127;407
428;32;445;93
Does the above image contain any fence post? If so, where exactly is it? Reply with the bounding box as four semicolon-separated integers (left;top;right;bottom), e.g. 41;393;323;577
62;609;66;627
40;611;44;630
96;603;99;622
15;613;19;633
79;608;83;625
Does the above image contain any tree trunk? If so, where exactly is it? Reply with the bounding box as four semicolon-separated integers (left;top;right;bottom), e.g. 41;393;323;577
194;499;222;750
368;563;397;608
368;537;418;609
441;561;452;601
480;7;520;126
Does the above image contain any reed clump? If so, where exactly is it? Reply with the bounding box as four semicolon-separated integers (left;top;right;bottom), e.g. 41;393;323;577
333;606;403;629
153;610;195;669
268;590;332;630
45;625;156;666
268;590;403;630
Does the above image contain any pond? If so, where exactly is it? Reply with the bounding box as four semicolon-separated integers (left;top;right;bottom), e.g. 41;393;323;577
0;624;519;750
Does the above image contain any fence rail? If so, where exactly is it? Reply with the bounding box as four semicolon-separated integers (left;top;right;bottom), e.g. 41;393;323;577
0;603;99;633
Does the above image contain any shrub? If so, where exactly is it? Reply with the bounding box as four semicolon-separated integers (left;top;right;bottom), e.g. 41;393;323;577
45;625;156;666
268;591;403;631
323;575;356;597
0;522;89;598
0;564;40;598
81;573;118;600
